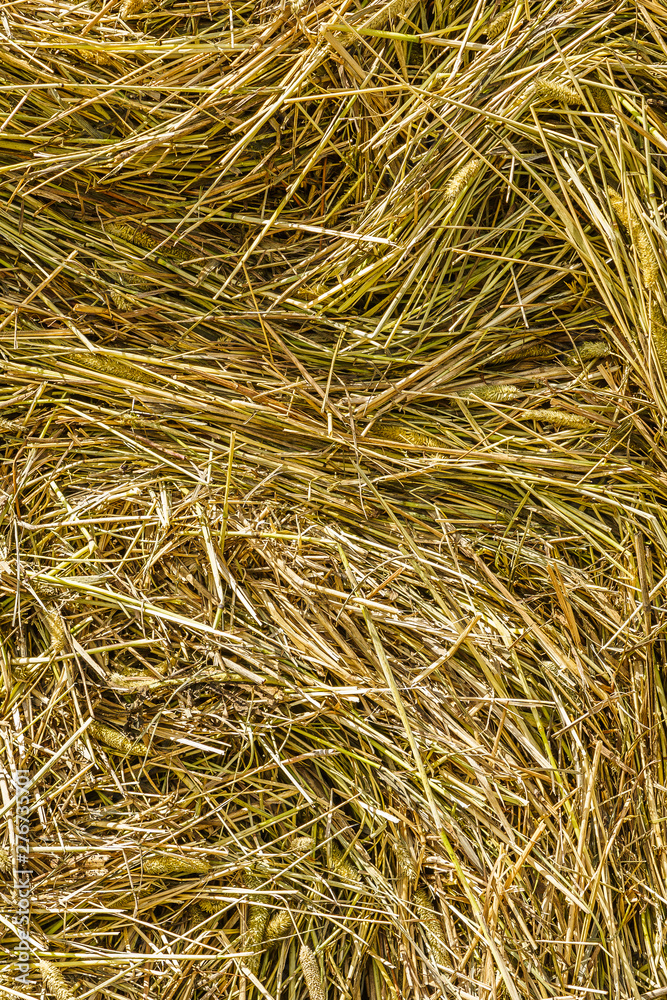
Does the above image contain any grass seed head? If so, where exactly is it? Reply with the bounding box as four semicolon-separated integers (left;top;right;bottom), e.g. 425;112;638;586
413;886;447;966
563;341;610;363
110;288;135;311
43;606;66;654
651;316;667;369
300;943;326;1000
114;884;156;908
88;721;146;756
502;342;554;361
105;220;193;262
443;158;483;204
456;384;520;402
244;907;270;976
119;0;147;19
329;843;362;883
266;908;293;941
589;85;613;111
291;835;317;854
532;77;582;105
375;424;443;449
188;902;208;925
76;47;114;66
364;0;416;30
394;836;418;880
527;408;594;429
63;354;156;385
39;960;76;1000
199;898;226;914
609;192;659;288
142;855;210;876
486;9;513;39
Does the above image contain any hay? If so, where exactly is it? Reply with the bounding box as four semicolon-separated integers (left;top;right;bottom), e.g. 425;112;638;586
2;0;667;999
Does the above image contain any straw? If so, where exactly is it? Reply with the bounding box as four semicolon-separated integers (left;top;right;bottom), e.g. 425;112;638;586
2;0;667;998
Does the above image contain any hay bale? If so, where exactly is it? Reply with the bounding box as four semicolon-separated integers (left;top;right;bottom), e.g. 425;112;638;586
2;1;667;999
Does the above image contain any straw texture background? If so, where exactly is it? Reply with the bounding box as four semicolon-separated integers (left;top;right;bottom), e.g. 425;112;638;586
2;0;667;999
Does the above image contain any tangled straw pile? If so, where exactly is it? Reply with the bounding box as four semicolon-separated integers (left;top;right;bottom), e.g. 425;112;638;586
2;0;667;998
